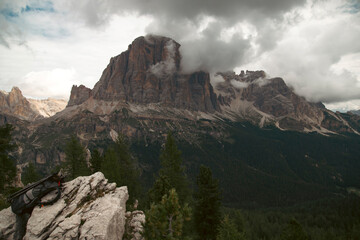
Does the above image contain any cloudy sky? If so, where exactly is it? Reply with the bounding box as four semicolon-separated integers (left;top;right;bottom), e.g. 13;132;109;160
0;0;359;111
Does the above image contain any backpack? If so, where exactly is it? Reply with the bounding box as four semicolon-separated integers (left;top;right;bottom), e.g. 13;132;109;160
7;172;64;215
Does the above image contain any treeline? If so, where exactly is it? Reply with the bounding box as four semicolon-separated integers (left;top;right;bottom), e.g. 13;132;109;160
223;195;360;239
1;124;360;239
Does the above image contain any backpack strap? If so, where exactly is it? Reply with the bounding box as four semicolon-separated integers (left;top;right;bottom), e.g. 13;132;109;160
39;185;62;207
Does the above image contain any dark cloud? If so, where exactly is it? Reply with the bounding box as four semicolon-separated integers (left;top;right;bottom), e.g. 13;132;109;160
58;0;305;26
2;0;360;108
55;0;306;73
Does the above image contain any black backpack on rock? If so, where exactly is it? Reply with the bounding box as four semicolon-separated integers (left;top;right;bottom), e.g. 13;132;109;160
7;172;64;215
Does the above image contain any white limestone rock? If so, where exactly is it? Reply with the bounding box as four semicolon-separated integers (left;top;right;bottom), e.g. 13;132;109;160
0;207;16;239
0;172;128;240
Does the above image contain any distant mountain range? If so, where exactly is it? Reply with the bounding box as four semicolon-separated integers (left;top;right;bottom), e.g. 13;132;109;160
0;87;66;120
1;35;360;208
350;109;360;116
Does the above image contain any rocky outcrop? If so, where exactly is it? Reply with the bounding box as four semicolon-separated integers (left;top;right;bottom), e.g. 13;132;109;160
0;208;16;239
67;85;92;107
0;172;130;240
0;87;66;120
350;110;360;116
216;71;328;132
0;87;42;121
92;35;219;112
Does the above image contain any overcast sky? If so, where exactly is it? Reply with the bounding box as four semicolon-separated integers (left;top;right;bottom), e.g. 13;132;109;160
0;0;359;111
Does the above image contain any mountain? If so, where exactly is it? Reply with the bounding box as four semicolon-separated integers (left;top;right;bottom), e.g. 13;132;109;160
0;87;42;121
28;98;67;118
2;35;360;208
0;87;66;121
64;35;359;135
350;109;360;116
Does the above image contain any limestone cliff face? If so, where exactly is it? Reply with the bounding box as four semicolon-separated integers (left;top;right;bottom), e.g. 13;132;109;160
216;71;329;132
67;85;92;107
0;173;144;240
0;87;42;121
28;98;67;117
92;35;219;112
0;87;67;120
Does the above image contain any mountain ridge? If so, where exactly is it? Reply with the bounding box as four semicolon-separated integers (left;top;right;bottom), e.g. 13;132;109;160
1;35;360;208
60;35;359;135
0;87;67;121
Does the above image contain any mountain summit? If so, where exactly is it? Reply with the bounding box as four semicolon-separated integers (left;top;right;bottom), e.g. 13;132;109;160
0;87;67;121
69;35;219;112
64;35;359;135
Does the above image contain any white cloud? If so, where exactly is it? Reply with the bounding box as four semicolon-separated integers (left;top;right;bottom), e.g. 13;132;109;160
150;39;177;77
241;0;360;107
19;68;77;99
230;80;249;89
0;10;151;99
0;0;359;111
325;99;360;112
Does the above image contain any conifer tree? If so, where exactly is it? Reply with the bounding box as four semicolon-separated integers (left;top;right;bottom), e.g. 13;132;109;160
102;148;122;186
22;162;41;185
144;188;191;240
101;135;140;202
149;132;190;204
280;219;308;240
0;124;16;190
64;135;90;179
194;165;222;240
217;215;246;240
90;149;103;173
148;173;172;204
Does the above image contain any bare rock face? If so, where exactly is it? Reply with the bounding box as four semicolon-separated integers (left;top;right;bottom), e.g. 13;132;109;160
0;172;129;240
0;208;16;239
67;85;92;107
28;98;67;117
0;87;42;121
216;71;326;131
92;35;219;112
0;87;67;120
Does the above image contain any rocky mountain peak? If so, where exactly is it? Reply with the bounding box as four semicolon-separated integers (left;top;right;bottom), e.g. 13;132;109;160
90;35;219;112
0;87;67;121
0;87;41;121
67;85;92;107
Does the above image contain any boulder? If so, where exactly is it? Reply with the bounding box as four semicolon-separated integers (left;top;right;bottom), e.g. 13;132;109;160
0;172;129;240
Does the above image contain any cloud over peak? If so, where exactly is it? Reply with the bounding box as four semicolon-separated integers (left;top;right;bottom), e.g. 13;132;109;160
0;0;360;111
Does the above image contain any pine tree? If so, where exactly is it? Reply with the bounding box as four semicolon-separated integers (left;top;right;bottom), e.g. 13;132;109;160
0;124;16;190
22;162;41;185
217;215;246;240
144;188;191;240
90;149;103;173
149;132;190;205
64;135;90;180
101;135;140;202
280;219;308;240
102;148;122;186
148;173;172;204
194;165;222;240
